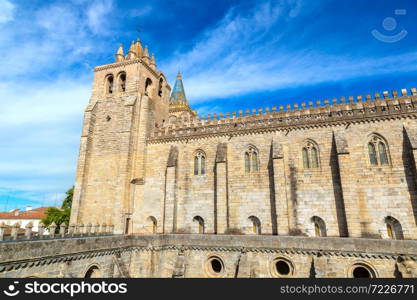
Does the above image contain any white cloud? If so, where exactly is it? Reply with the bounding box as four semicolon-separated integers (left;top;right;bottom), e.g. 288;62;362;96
86;0;114;35
0;78;90;200
0;0;14;24
160;0;417;104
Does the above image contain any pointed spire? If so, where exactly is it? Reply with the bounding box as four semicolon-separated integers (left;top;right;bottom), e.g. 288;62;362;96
126;41;137;60
150;54;156;70
170;72;188;104
115;44;124;62
135;38;143;57
142;45;150;64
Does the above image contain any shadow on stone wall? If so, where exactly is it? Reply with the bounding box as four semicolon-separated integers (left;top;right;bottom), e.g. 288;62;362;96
289;162;298;233
402;128;417;227
330;134;349;237
268;143;278;235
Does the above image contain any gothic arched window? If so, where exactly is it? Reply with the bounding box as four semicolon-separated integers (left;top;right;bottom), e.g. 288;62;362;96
368;135;390;166
248;216;261;235
158;78;163;97
311;216;326;237
384;216;403;240
193;216;205;234
302;141;319;169
118;72;126;92
105;74;114;94
194;151;206;175
145;78;152;95
245;146;259;172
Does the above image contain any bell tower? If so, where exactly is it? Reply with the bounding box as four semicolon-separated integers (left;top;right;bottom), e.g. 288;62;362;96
70;37;171;234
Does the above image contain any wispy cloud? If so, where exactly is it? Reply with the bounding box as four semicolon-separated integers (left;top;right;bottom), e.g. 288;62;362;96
0;0;14;24
161;0;417;103
86;0;114;35
129;5;153;18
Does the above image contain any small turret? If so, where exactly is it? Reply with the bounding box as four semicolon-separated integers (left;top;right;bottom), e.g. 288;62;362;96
126;41;137;60
136;38;143;57
150;54;156;70
142;45;150;64
115;44;124;62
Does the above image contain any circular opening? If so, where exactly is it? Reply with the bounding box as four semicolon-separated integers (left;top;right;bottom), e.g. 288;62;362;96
210;258;223;273
275;260;290;276
352;266;371;278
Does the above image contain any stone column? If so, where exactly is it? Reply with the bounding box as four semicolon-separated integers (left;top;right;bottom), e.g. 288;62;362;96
49;222;57;238
68;224;75;236
25;222;33;240
85;223;92;235
0;222;5;241
215;143;228;234
164;146;178;233
78;224;85;236
38;223;45;238
271;140;289;235
101;223;107;234
333;131;361;237
60;223;67;238
11;223;19;240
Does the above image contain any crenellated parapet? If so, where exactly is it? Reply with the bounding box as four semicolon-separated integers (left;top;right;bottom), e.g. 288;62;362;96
149;88;417;142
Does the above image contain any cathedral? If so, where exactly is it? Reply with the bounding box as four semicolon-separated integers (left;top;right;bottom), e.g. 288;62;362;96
38;36;416;278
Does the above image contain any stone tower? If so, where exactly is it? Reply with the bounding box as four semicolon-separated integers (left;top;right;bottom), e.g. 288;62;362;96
70;38;172;234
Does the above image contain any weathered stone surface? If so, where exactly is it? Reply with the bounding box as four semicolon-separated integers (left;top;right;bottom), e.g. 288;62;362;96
0;235;416;278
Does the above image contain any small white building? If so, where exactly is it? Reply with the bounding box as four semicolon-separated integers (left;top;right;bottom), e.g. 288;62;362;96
0;206;51;233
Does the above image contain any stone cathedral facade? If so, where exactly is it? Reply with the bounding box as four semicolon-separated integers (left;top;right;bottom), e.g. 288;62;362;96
13;37;410;278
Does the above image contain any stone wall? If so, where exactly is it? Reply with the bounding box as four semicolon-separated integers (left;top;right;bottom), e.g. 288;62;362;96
139;118;417;239
0;235;416;278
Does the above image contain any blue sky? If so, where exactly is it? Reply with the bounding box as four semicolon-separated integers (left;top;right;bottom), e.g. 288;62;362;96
1;0;417;210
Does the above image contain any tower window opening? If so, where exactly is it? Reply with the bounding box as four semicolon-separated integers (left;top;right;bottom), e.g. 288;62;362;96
145;78;152;95
106;75;114;94
119;73;126;92
158;78;163;97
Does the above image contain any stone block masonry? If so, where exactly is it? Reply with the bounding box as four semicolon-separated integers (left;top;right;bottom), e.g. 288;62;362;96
0;235;416;278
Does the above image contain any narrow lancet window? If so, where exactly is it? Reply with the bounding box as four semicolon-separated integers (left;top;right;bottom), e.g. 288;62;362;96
245;146;259;172
302;141;319;169
194;151;206;176
368;135;390;166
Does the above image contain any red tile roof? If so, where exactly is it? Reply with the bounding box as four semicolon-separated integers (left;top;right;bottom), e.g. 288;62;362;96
0;207;53;220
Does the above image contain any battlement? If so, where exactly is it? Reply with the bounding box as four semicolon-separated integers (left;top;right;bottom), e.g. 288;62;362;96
149;88;417;141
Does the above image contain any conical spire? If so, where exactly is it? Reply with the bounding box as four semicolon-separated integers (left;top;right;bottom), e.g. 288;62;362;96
126;41;137;60
135;38;143;57
170;72;188;104
150;54;156;70
115;44;124;62
142;45;150;64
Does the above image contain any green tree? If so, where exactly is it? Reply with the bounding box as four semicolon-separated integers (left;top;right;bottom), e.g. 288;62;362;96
42;186;73;232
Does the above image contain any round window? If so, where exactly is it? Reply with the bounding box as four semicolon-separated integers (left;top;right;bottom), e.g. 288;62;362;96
206;256;225;277
275;260;291;275
270;258;294;278
352;266;372;278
